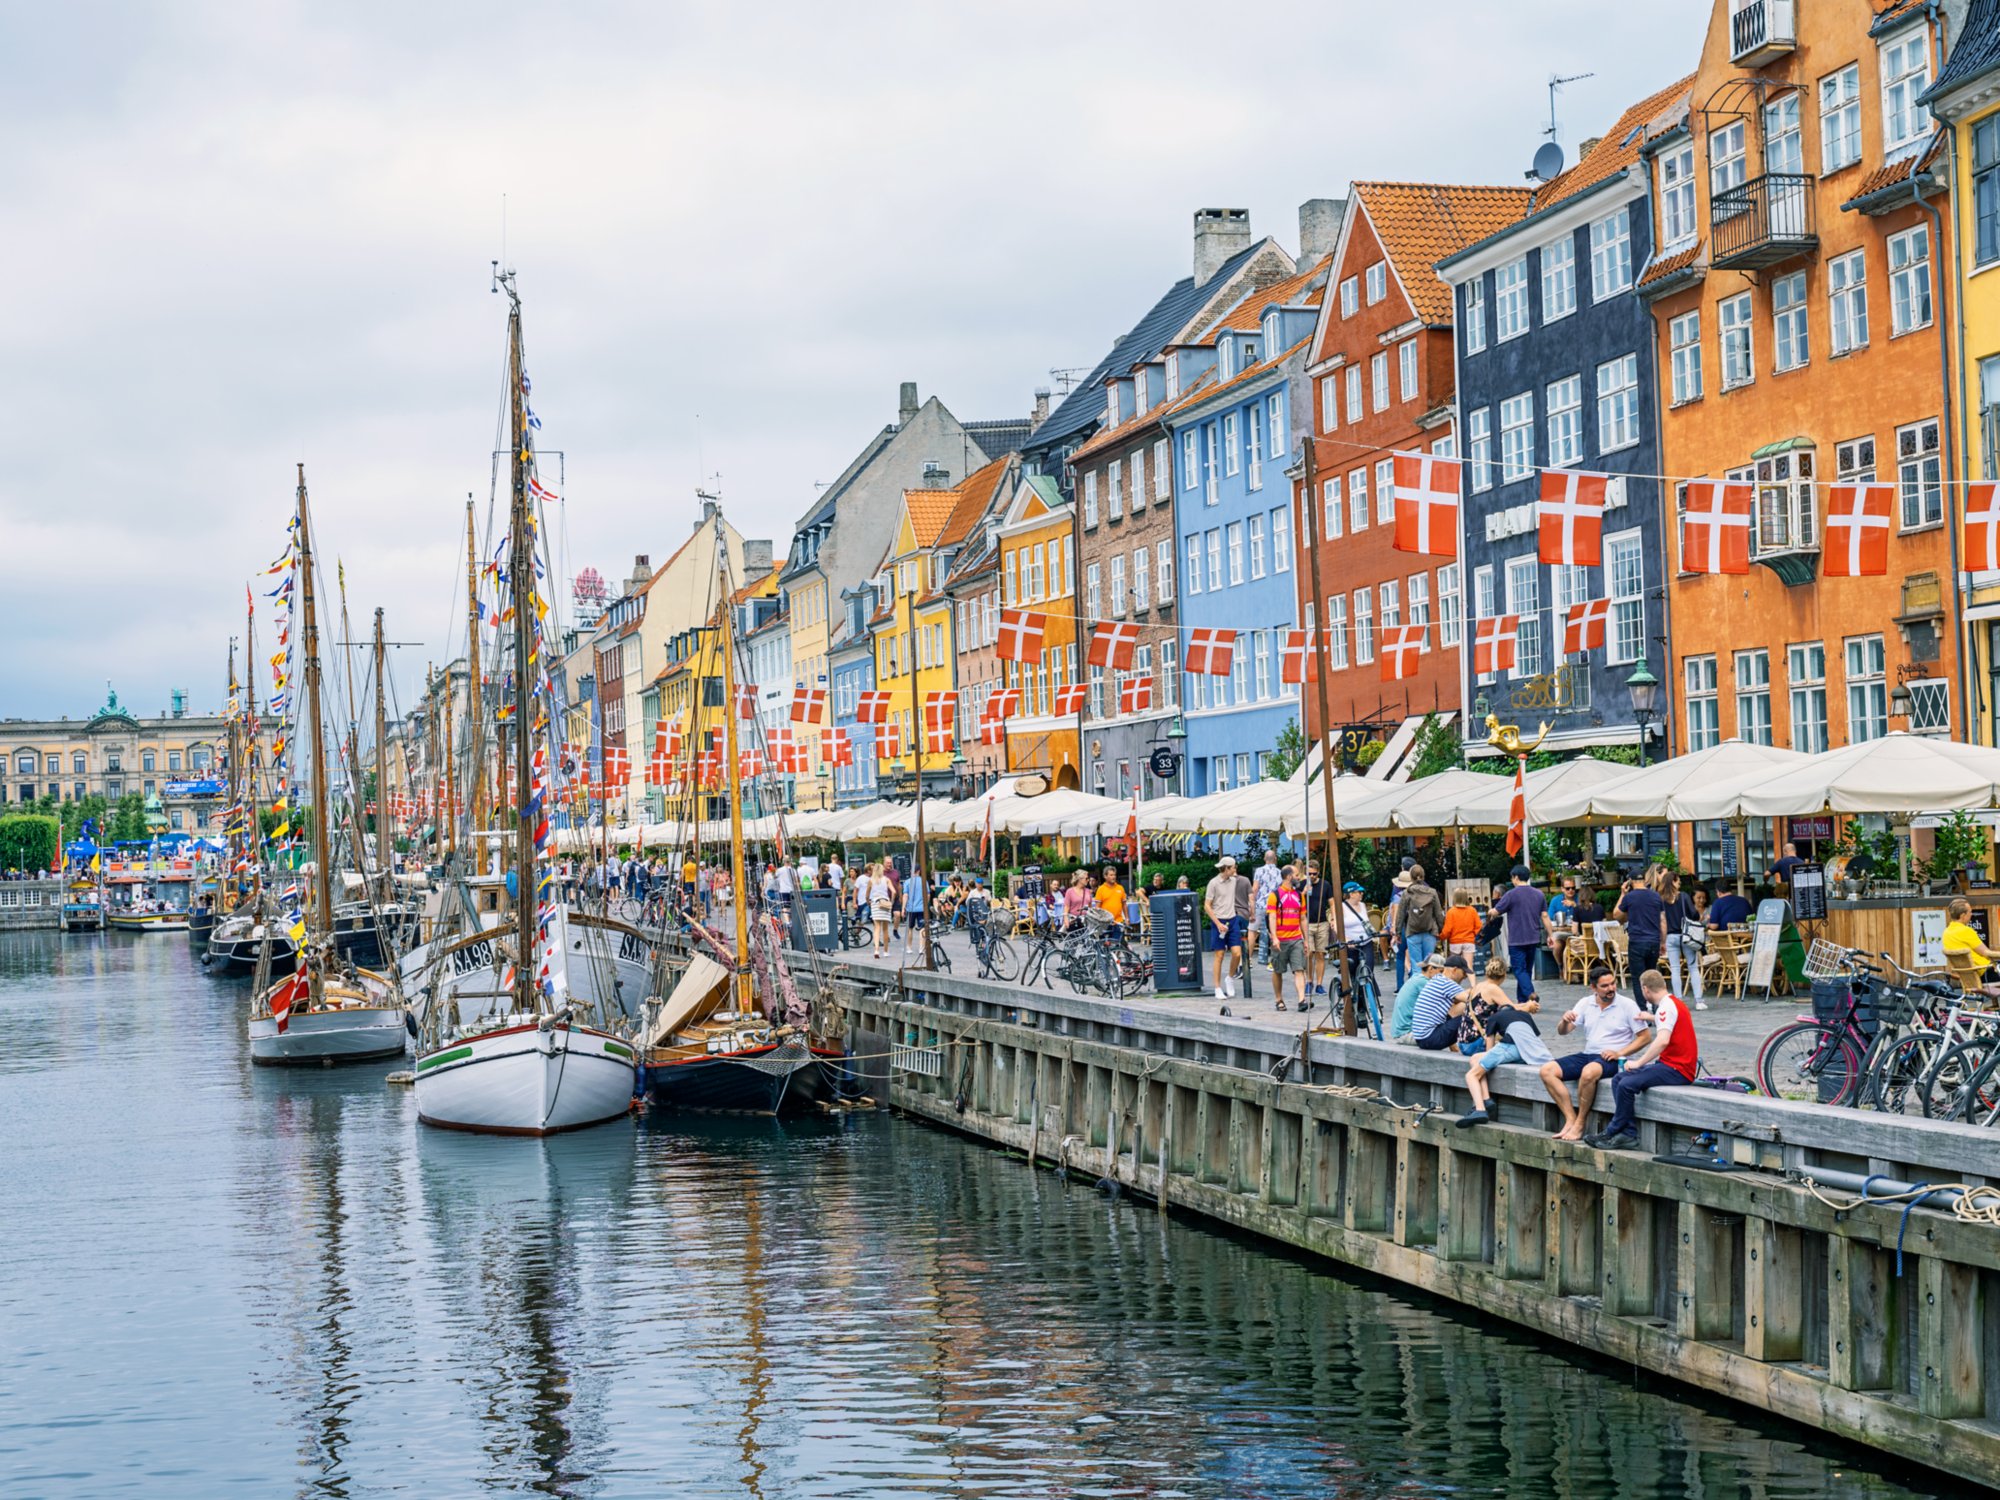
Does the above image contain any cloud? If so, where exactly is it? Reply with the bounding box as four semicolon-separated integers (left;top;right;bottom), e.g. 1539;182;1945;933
0;0;1710;719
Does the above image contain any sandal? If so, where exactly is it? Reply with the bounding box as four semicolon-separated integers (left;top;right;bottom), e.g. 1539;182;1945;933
1275;1000;1287;1011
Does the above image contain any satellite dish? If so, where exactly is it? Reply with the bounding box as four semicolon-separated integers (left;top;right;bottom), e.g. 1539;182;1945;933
1532;142;1565;182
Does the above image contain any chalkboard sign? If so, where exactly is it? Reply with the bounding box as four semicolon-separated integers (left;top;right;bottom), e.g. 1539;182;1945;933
1791;866;1826;920
1721;832;1739;877
1748;897;1787;991
1913;908;1947;970
1150;890;1202;991
1643;824;1672;855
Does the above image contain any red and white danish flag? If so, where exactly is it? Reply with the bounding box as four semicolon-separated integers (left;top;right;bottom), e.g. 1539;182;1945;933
1537;470;1607;566
1562;598;1611;656
696;748;722;786
996;608;1047;663
923;691;957;729
1119;675;1154;714
790;685;826;723
739;748;764;779
653;717;685;759
647;749;673;785
1680;480;1754;575
1185;627;1237;676
1378;624;1427;682
269;964;308;1035
878;721;904;758
1088;619;1140;669
601;746;630;788
734;683;758;719
1966;483;2000;573
855;689;891;724
1472;614;1520;675
987;687;1022;719
1823;483;1894;577
1279;627;1319;685
1391;451;1461;558
1053;682;1088;716
819;725;847;763
778;736;810;775
925;720;954;755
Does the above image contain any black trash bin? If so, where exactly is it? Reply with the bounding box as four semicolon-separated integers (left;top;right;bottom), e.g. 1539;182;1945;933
1150;890;1202;992
791;888;840;954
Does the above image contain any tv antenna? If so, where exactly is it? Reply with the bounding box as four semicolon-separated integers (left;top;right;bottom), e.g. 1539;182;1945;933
1544;72;1594;145
1049;366;1092;396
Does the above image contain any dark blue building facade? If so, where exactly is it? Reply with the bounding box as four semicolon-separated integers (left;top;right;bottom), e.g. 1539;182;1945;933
1437;135;1673;761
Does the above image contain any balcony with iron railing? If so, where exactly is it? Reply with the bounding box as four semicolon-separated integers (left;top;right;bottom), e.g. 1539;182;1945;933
1711;173;1817;270
1730;0;1796;66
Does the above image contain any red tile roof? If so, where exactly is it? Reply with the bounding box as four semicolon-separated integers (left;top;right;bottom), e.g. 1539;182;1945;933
902;486;958;549
1640;241;1705;288
1850;133;1945;200
934;454;1013;550
1352;182;1537;324
1205;255;1331;335
1528;75;1694;212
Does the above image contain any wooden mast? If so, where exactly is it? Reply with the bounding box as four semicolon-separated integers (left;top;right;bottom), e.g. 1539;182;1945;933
296;464;333;1005
717;542;751;1014
503;278;536;1019
906;579;931;969
464;500;485;875
442;669;456;863
225;638;241;910
373;608;389;881
245;602;262;906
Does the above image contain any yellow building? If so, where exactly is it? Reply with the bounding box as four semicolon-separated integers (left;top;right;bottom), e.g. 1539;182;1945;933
1928;3;2000;743
2;688;242;834
872;485;960;797
994;471;1081;788
640;569;783;819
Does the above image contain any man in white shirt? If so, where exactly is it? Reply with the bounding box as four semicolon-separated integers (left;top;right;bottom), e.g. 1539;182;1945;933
1250;850;1284;964
1538;961;1654;1141
1203;856;1244;1000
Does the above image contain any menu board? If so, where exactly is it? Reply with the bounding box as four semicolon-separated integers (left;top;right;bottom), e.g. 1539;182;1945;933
1791;867;1826;920
1913;908;1947;971
1747;898;1787;990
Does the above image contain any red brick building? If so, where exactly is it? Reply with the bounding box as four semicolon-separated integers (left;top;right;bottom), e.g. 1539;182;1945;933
1296;181;1531;754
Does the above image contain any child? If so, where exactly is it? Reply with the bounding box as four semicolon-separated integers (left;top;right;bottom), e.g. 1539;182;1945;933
1458;996;1556;1130
1440;889;1480;966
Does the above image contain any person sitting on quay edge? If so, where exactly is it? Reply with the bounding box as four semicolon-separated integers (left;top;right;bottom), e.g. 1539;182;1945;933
1586;968;1699;1150
1409;953;1474;1051
1389;952;1444;1043
1457;988;1555;1129
1539;963;1653;1142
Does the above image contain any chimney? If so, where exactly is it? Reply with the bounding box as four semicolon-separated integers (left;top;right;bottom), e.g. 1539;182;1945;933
1297;197;1346;267
898;381;919;426
629;553;652;591
921;461;951;488
1031;387;1051;427
696;498;719;532
1576;137;1601;161
1192;207;1252;285
743;539;774;575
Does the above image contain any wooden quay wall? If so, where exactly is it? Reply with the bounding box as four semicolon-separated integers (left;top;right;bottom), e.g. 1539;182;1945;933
809;962;2000;1491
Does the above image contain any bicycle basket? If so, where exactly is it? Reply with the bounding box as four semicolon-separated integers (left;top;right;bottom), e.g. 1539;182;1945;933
1803;939;1848;982
985;905;1015;937
1874;988;1921;1027
1083;907;1116;929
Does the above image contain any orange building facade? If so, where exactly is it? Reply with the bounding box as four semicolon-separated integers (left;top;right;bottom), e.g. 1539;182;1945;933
1648;0;1960;756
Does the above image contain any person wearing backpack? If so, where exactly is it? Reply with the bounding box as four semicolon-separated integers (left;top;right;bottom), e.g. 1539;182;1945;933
1394;862;1444;973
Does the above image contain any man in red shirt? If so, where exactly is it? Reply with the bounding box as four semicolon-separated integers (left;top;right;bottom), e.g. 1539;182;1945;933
1585;968;1698;1150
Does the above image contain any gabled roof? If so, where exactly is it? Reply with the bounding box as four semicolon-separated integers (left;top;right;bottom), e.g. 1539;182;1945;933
1924;0;2000;105
1166;336;1313;423
1350;182;1536;324
902;486;959;550
1523;76;1693;215
935;454;1014;550
1025;236;1279;452
1066;367;1218;465
1202;256;1330;336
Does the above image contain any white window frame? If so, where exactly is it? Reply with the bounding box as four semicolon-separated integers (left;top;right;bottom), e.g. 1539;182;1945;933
1371;351;1390;412
1438;562;1461;648
1820;64;1861;173
1272;507;1291;574
1589;208;1633;300
1504;555;1541;677
1670;311;1703;405
1398;338;1419;402
1340;276;1359;317
1658;144;1697;247
1494;257;1529;342
1463;278;1487;355
1541;235;1577;322
1830;249;1869;355
1846;633;1888;743
1499;392;1534;483
1156;539;1174;604
1226;521;1244;586
1772;271;1809;372
1734;648;1773;746
1327;595;1349;670
1596;354;1640;453
1083;470;1099;528
1468;407;1492;492
1185;533;1202;596
1345;365;1363;426
1248;513;1266;579
1880;28;1932;157
1889;225;1933;336
1604;527;1645;665
1366;261;1387;304
1788;641;1829;754
1719;292;1755;389
1353;587;1375;664
1685;654;1720;752
1222;413;1240;476
1545;374;1582;467
1349;468;1369;532
1374;457;1394;525
1897;417;1943;530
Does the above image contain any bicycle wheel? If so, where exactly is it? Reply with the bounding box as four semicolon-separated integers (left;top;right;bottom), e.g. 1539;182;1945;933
1756;1021;1862;1106
1922;1038;2000;1121
929;935;951;973
985;937;1018;983
1866;1031;1943;1115
616;897;642;921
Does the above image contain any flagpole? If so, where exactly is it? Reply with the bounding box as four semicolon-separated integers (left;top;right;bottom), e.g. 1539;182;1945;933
1299;436;1356;1034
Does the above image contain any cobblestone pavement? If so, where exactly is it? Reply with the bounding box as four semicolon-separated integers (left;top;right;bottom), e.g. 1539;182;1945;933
796;919;1795;1082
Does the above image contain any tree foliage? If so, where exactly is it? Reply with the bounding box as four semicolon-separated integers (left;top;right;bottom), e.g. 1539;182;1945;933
110;794;150;842
0;815;59;873
1266;719;1309;782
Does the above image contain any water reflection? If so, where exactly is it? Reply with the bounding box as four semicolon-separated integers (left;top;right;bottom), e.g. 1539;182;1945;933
0;933;1956;1499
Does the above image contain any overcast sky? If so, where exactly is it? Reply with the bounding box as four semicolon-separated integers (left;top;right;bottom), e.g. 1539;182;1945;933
0;0;1709;723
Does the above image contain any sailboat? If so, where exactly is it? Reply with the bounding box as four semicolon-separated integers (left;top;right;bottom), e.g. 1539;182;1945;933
641;526;821;1115
246;465;407;1066
410;271;640;1135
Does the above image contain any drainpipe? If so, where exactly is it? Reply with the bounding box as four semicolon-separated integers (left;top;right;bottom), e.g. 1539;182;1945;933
1924;1;1972;739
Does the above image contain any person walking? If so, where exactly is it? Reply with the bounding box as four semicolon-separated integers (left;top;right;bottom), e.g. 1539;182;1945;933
900;865;927;958
868;863;895;957
1203;856;1245;1001
1250;850;1284;965
1662;871;1707;1009
1263;866;1307;1011
1393;863;1444;974
1492;865;1547;1003
1614;865;1668;984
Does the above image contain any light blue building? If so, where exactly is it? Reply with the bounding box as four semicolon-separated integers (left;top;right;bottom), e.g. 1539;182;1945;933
1166;264;1327;797
829;582;881;807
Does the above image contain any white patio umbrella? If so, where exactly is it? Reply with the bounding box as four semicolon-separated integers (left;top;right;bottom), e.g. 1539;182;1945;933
1277;774;1422;837
1382;759;1631;833
820;799;911;841
1056;795;1190;838
1006;789;1130;838
1668;732;2000;820
1532;739;1809;825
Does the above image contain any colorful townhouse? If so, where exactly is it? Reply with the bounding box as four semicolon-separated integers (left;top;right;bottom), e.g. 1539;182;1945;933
870;480;963;798
1924;0;2000;743
828;589;879;808
1298;181;1533;758
995;471;1082;788
1168;257;1331;797
780;382;1025;810
1437;80;1691;760
936;456;1017;796
740;574;789;814
1647;0;1961;771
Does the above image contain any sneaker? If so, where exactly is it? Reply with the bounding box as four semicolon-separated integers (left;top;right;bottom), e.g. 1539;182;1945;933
1585;1129;1638;1150
1214;986;1227;1001
1454;1109;1489;1129
1223;976;1236;999
1695;1001;1709;1010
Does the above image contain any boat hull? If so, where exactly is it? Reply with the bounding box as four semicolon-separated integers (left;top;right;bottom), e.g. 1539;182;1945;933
646;1039;814;1115
248;1006;408;1065
204;933;298;976
415;1023;636;1135
108;913;189;933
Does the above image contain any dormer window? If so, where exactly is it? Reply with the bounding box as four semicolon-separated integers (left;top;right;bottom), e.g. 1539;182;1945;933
1134;368;1149;415
1219;340;1235;381
1105;389;1119;429
1165;353;1181;402
1263;312;1280;352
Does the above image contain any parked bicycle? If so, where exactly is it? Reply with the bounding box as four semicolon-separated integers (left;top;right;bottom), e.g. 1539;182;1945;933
1754;946;1959;1109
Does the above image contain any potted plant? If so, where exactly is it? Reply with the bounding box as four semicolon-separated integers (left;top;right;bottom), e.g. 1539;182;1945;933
1927;809;1992;894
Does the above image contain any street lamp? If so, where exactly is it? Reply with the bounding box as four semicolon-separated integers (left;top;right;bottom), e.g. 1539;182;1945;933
1626;661;1661;768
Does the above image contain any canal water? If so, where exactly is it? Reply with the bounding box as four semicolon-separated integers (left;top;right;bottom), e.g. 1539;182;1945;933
0;931;1953;1499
